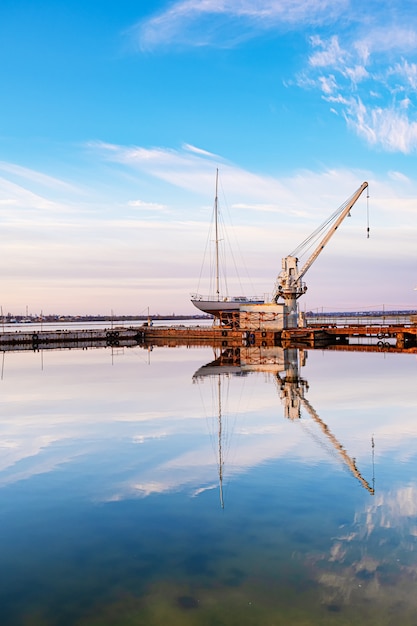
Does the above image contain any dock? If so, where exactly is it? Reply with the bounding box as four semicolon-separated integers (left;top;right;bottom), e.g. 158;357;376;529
0;321;416;353
142;323;417;352
280;323;417;351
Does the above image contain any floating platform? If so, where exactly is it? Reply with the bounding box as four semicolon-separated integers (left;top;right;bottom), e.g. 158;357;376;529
0;327;141;351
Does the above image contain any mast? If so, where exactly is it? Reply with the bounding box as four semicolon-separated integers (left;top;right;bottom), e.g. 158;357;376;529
214;168;220;302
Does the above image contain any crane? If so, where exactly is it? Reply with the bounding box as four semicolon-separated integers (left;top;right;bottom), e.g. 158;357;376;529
272;182;369;327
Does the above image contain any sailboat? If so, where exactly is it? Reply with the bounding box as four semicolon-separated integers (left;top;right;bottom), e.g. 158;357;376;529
191;169;264;319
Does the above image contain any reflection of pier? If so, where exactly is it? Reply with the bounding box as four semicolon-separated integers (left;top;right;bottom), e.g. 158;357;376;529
194;346;375;496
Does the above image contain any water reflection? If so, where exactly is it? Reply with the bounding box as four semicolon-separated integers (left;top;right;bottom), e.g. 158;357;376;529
194;345;375;499
0;344;416;624
306;482;417;615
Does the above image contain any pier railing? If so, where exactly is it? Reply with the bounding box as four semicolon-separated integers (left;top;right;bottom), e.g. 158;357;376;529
306;314;415;327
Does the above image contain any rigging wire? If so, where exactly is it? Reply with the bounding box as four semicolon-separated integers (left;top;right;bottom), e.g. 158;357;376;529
289;184;367;262
290;195;352;259
218;175;260;297
195;199;216;296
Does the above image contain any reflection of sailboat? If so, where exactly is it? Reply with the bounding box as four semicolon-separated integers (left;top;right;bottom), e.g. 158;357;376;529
194;346;375;496
191;169;264;320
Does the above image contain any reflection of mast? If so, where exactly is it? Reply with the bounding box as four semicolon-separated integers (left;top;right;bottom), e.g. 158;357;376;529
217;375;224;509
277;350;375;495
194;346;227;509
194;346;375;499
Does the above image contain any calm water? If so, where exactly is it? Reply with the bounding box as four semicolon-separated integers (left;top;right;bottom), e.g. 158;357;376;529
0;344;416;625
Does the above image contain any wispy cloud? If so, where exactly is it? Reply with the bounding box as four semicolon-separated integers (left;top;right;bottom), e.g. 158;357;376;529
0;163;87;218
0;176;60;212
90;140;291;207
130;0;347;51
132;1;417;154
0;162;77;191
0;143;415;313
344;100;417;152
127;199;170;213
295;16;417;153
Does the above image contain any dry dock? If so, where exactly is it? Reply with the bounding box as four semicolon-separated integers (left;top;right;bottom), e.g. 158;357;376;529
142;323;417;352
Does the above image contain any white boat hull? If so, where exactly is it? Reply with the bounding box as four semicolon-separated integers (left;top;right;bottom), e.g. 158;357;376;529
191;295;264;318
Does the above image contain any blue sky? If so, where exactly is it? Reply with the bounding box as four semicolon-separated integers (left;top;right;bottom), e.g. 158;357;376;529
1;0;416;316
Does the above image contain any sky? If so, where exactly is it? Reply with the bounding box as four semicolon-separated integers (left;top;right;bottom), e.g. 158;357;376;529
1;0;416;316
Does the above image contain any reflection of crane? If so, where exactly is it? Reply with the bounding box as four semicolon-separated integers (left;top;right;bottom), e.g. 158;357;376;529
299;394;375;495
277;349;375;495
195;346;375;497
273;182;369;327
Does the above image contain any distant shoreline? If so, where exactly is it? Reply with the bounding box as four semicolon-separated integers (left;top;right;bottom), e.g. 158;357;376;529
2;314;213;324
2;310;416;325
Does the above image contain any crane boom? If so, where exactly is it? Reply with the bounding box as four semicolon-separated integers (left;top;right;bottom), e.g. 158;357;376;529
273;182;369;327
298;181;369;280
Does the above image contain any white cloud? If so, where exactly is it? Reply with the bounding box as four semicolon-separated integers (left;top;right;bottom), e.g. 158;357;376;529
127;200;169;212
299;22;417;154
392;59;417;89
91;141;290;206
388;171;410;183
356;26;417;58
345;99;417;153
344;64;368;84
183;143;218;157
319;74;338;95
0;176;62;211
309;35;347;68
128;1;417;155
0;161;77;191
131;0;348;50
